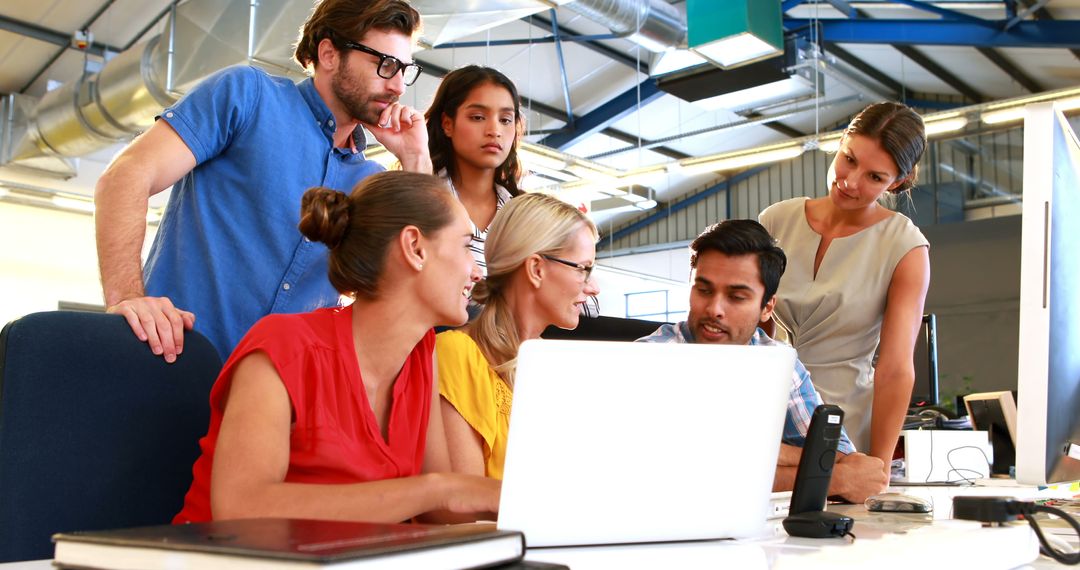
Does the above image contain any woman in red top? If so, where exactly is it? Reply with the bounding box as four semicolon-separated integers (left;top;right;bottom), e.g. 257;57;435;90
175;171;497;523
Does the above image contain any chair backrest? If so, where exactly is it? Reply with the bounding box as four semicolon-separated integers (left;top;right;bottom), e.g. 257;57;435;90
0;311;223;562
541;315;664;342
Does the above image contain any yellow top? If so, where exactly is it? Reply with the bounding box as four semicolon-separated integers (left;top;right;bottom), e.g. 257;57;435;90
435;330;513;479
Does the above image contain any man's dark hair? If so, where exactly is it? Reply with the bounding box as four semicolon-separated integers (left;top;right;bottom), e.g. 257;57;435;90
294;0;421;71
689;219;787;308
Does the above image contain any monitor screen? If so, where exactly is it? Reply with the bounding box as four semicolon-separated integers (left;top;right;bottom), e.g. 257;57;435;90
910;314;939;406
1015;103;1080;485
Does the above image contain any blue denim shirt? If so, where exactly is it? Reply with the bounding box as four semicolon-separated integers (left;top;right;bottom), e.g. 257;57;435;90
144;66;383;359
637;322;857;454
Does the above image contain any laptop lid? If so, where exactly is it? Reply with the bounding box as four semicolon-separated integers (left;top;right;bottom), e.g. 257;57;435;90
497;339;795;547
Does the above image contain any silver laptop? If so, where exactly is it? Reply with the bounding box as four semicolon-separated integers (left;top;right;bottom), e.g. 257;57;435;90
497;339;795;547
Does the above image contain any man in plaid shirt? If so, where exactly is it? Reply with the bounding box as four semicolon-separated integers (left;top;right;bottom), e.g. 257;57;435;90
637;219;888;503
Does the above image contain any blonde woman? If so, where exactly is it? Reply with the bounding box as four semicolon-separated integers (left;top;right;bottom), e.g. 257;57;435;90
436;193;600;480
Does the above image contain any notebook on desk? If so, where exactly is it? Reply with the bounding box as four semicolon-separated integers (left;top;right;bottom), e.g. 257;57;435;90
497;339;796;547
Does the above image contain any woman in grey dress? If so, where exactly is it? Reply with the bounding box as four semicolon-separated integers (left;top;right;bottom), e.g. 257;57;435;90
759;102;930;473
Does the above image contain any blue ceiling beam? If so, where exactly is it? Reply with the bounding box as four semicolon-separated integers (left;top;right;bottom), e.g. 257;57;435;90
540;78;664;151
784;18;1080;48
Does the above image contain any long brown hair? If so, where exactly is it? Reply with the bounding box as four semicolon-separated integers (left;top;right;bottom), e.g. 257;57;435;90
298;171;454;299
425;65;524;197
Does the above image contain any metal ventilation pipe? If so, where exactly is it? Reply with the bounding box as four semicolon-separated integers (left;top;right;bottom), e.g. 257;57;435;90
15;37;174;161
567;0;686;53
7;0;303;168
4;0;569;170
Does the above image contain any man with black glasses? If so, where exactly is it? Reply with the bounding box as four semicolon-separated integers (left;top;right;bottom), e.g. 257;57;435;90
96;0;427;361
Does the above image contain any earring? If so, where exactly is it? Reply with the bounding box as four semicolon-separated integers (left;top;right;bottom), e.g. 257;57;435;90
418;263;424;270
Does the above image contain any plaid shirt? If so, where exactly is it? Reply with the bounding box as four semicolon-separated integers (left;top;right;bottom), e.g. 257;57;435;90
637;322;856;454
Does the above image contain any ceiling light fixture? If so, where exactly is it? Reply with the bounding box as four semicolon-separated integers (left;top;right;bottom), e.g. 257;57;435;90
687;0;784;70
924;117;969;137
565;162;620;181
981;87;1080;125
815;134;844;154
519;144;571;173
675;143;805;176
51;195;96;214
983;97;1080;125
616;164;669;187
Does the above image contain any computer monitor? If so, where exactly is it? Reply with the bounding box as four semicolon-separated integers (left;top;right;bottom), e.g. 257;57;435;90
1015;102;1080;485
910;314;939;406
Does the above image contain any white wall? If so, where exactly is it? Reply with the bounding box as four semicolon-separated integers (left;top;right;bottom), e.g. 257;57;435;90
0;202;158;327
594;247;692;322
599;246;692;283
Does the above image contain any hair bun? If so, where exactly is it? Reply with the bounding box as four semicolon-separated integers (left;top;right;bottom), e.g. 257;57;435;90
891;164;920;194
299;187;351;248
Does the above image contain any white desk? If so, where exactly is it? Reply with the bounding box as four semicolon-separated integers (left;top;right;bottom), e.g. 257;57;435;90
2;482;1073;569
522;518;1050;570
521;482;1074;570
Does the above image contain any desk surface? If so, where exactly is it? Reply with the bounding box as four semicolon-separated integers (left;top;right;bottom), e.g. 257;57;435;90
3;482;1073;569
520;482;1069;570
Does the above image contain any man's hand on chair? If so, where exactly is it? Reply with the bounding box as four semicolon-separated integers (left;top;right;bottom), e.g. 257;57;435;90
107;296;195;363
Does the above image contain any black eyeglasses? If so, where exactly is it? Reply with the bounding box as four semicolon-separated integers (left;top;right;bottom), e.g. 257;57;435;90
542;254;595;281
340;41;422;86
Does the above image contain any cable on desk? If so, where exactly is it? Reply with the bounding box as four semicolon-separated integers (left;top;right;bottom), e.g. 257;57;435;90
924;430;993;484
953;496;1080;565
1023;503;1080;565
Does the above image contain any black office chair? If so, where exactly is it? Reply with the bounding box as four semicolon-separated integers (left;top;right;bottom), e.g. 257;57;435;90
541;315;665;342
0;311;223;562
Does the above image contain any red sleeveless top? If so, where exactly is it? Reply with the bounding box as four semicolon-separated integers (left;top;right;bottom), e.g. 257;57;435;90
175;305;434;523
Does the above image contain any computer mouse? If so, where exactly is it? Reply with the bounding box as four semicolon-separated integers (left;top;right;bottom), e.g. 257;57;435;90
865;492;933;513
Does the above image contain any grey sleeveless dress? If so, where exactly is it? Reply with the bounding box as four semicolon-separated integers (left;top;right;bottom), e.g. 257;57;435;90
760;197;929;452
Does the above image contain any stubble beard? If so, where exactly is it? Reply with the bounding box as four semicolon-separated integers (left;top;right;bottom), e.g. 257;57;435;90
331;61;398;125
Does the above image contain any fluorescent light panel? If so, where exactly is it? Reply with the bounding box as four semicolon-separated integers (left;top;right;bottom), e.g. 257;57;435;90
692;33;782;69
676;144;805;176
51;196;95;213
520;150;569;172
687;0;784;70
982;90;1080;125
924;117;969;136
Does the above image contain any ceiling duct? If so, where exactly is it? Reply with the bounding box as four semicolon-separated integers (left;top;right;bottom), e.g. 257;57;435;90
414;1;573;47
567;0;685;53
655;37;823;111
3;0;566;173
566;2;822;111
5;0;296;171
